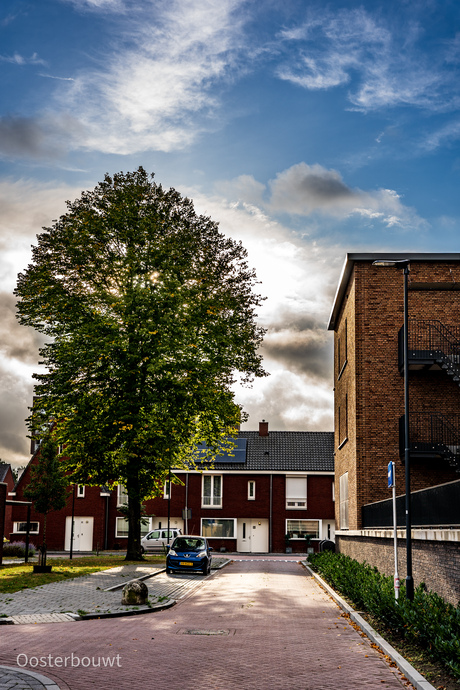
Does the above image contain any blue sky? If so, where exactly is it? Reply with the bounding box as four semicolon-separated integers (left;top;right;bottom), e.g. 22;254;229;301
1;0;460;467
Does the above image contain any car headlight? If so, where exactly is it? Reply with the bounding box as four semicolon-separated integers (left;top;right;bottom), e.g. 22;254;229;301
197;551;207;558
169;549;177;556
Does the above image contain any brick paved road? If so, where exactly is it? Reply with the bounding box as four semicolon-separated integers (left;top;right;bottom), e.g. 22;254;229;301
0;560;414;690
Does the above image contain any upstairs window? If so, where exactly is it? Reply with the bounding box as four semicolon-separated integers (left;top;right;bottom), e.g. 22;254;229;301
202;475;222;507
248;480;255;500
285;476;307;509
77;485;85;498
117;485;128;507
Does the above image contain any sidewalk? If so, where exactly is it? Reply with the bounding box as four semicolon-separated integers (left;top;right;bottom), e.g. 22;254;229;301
0;559;230;624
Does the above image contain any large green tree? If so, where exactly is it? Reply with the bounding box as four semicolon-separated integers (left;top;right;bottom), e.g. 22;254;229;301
15;168;266;559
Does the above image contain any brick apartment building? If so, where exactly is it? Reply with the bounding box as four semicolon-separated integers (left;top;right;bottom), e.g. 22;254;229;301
6;422;335;555
328;253;460;603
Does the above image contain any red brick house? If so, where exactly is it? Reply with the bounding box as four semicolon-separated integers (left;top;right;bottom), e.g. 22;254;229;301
0;464;15;539
9;421;335;554
328;252;460;603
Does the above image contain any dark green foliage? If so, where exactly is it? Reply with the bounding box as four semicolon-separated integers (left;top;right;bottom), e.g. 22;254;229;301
23;435;68;545
15;168;266;559
309;551;460;679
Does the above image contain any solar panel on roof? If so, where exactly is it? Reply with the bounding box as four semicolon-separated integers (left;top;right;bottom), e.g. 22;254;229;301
196;438;247;463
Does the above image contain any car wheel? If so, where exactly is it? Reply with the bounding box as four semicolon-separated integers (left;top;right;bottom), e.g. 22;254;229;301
166;566;171;574
202;562;208;576
141;546;145;554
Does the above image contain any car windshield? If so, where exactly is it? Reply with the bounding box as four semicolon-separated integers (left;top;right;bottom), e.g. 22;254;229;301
173;538;205;552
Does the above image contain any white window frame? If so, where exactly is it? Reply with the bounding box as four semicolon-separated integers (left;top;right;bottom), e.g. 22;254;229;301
201;518;236;539
248;480;255;500
117;485;128;507
115;517;150;539
201;474;222;508
285;475;307;510
285;519;319;540
163;481;171;500
77;484;85;498
13;521;39;534
339;472;349;530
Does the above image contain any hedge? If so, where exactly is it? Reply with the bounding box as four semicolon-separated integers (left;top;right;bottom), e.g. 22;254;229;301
309;551;460;679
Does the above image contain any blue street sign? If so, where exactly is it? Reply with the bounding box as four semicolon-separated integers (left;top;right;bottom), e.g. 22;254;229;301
388;461;395;488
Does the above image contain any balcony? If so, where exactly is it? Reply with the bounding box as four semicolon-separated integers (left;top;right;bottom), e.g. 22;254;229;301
399;319;460;383
399;413;460;471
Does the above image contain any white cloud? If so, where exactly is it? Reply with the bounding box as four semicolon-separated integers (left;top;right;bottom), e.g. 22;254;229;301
0;52;46;66
277;8;459;112
54;0;247;154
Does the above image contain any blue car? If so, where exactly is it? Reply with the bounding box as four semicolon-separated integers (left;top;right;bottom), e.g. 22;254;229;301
166;535;213;575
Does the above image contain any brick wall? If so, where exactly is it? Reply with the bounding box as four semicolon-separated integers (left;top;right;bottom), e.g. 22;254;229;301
337;534;460;605
334;259;460;530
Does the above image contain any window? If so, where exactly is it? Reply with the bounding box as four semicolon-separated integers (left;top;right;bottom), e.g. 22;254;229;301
339;472;349;530
338;393;348;448
163;481;171;500
286;520;319;539
285;476;307;509
248;480;255;500
77;485;85;498
117;485;128;507
116;517;150;538
13;521;39;534
337;318;348;379
202;475;222;507
201;518;235;538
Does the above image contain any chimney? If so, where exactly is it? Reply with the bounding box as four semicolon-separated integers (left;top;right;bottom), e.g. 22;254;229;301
259;420;269;437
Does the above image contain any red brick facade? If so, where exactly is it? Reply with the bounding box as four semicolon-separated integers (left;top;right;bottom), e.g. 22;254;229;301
8;430;335;554
330;255;460;530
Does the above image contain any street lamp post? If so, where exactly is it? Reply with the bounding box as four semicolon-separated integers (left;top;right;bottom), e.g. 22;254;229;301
373;259;414;601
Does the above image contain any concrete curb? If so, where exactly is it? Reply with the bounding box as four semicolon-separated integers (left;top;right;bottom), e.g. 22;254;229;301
103;567;166;591
303;565;436;690
77;597;176;621
0;664;61;688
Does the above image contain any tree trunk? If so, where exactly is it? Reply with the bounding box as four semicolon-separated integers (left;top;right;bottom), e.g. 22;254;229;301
125;472;143;560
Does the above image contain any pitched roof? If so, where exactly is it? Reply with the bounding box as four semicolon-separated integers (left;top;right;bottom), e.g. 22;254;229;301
0;463;11;482
196;431;334;472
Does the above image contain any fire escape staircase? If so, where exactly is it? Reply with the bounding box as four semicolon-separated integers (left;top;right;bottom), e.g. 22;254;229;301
399;319;460;385
399;413;460;472
397;320;460;472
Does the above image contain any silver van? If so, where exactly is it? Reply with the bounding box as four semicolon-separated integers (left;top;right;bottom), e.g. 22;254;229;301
141;527;182;553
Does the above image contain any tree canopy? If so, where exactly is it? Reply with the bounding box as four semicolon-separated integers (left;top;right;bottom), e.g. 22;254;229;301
15;168;266;558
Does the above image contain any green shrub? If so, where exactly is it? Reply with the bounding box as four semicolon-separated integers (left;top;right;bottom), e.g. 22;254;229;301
309;551;460;679
2;541;37;558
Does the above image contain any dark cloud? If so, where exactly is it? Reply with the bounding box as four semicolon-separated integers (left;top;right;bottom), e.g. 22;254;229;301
0;114;83;159
262;327;333;381
269;162;358;215
0;292;46;363
0;363;32;465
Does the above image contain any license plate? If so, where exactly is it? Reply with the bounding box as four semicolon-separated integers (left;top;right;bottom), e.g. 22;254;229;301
179;561;193;566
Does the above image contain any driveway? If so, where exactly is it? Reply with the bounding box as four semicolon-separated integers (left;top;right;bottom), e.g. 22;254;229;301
0;558;415;690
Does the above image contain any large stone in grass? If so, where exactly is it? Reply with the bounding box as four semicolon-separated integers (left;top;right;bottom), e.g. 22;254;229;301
121;579;148;605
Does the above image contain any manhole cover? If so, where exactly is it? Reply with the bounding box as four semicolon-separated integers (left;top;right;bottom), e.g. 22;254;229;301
181;629;233;636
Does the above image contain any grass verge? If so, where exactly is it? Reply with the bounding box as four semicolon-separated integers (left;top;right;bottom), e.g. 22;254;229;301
0;554;165;594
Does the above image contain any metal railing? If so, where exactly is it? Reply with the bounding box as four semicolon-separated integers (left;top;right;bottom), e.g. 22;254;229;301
398;319;460;372
399;413;460;467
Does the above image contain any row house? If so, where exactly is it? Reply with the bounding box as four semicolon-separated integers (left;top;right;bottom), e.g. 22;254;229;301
7;422;335;554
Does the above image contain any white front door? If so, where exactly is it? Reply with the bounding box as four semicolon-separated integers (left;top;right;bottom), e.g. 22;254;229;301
65;517;94;551
237;519;269;553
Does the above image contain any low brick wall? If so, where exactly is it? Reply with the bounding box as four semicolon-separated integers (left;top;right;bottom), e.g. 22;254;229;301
337;533;460;605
